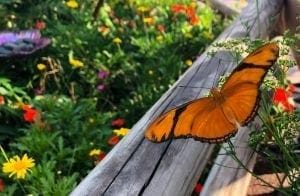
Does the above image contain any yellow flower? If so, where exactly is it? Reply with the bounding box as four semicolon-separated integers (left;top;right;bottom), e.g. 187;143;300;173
143;17;155;25
184;32;193;38
189;2;197;8
185;59;193;67
69;58;84;68
137;6;150;12
37;63;46;71
148;70;154;75
203;31;214;40
89;118;94;123
113;127;130;136
156;35;163;41
14;101;24;109
89;149;101;157
66;0;78;8
3;154;35;179
113;37;122;44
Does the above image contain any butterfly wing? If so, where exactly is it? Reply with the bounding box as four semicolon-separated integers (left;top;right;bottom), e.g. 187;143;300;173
220;43;279;125
145;43;279;143
222;43;279;89
145;97;237;143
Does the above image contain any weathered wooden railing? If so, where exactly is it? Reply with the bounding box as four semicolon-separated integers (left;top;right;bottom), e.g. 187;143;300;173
71;0;284;195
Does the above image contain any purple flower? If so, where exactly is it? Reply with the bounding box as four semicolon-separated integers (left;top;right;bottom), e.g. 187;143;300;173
97;84;105;91
0;29;51;57
98;70;109;79
34;88;44;95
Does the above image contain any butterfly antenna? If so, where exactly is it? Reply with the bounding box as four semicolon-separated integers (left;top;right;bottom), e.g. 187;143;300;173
212;58;223;87
177;85;211;90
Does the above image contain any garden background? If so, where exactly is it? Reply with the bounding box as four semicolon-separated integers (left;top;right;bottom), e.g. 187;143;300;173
0;0;231;194
0;0;299;195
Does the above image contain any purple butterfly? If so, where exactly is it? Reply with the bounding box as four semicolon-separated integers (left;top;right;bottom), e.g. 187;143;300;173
0;29;51;57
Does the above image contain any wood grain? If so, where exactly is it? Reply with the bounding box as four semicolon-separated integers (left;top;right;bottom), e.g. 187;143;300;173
201;124;259;196
71;0;283;195
208;0;248;15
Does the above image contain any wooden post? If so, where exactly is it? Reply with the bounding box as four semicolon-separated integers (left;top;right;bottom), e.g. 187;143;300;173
201;124;259;196
208;0;248;15
71;0;283;195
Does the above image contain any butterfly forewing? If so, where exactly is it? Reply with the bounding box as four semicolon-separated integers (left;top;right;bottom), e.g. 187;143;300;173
221;43;279;90
145;109;176;142
242;43;279;66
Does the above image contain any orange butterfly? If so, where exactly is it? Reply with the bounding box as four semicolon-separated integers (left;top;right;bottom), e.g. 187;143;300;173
145;43;279;143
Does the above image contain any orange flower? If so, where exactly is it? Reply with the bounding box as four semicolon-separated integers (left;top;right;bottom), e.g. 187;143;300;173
157;24;165;33
143;17;155;25
108;135;120;145
21;104;31;111
185;6;195;18
171;4;186;13
35;21;46;30
98;26;109;33
0;96;4;105
186;6;200;25
189;15;200;25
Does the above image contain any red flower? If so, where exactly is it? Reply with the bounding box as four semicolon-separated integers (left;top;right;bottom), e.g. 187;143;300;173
189;15;200;25
108;135;120;145
272;87;295;112
185;6;195;18
186;6;200;25
287;84;296;93
171;4;186;13
98;25;109;33
22;105;40;123
98;152;107;161
157;25;165;33
128;21;136;29
111;118;125;127
35;21;46;30
0;96;4;105
0;179;4;191
194;183;203;194
171;4;200;25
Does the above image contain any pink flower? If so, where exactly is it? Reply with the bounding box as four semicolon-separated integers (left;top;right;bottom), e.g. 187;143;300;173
97;84;105;91
98;70;109;79
34;88;44;95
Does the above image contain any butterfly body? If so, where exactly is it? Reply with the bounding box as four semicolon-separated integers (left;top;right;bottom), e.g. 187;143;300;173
145;43;279;143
